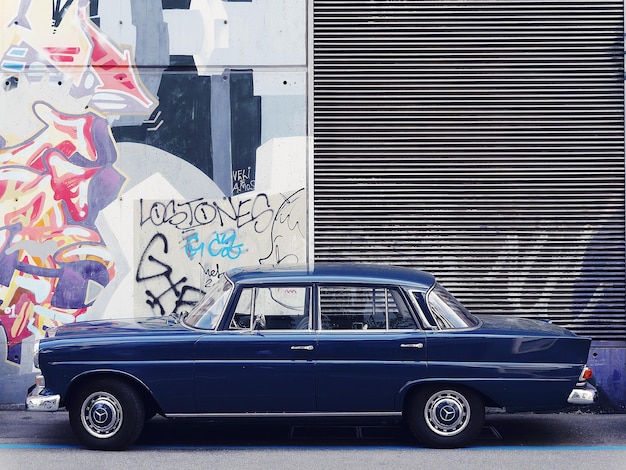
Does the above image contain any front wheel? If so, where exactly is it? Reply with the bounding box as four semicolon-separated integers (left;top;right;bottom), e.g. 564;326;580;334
69;378;145;450
407;385;484;448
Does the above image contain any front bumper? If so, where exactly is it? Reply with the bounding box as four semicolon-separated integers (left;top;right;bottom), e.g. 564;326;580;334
26;375;60;412
567;382;598;405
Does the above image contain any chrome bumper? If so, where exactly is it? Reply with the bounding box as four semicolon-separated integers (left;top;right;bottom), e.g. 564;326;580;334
567;382;598;405
26;375;60;412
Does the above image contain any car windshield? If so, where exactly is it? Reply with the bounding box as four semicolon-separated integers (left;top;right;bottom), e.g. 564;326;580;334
182;276;234;330
423;283;479;330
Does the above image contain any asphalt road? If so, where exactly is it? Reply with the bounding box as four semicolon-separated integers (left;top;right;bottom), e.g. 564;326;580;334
1;410;626;469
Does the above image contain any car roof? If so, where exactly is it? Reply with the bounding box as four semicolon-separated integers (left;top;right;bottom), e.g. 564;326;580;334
225;263;436;289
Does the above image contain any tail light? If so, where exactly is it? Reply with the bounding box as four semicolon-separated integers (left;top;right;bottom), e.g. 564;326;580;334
579;366;593;382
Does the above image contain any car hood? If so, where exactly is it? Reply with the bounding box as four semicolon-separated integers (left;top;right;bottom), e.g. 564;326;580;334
476;314;580;337
47;316;187;339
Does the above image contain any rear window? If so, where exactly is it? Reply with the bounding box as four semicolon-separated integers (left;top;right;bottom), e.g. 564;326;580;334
416;283;479;330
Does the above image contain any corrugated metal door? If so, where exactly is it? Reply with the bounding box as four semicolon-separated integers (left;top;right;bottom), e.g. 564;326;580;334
313;0;625;339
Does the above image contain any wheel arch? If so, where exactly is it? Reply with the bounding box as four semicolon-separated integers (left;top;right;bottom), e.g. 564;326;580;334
64;370;163;417
398;379;499;415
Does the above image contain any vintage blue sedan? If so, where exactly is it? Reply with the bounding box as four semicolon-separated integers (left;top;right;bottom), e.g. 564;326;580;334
26;263;596;450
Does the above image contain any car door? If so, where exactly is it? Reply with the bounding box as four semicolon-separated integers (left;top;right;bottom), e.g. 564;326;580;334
193;285;316;413
314;284;428;413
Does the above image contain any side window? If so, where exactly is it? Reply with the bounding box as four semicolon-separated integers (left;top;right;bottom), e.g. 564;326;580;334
387;289;418;329
230;287;310;331
319;286;417;331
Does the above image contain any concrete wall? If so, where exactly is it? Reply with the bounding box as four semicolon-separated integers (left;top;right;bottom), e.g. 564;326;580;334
0;0;309;403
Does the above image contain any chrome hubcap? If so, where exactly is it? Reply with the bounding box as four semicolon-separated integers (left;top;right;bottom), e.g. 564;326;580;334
424;390;470;436
81;391;123;439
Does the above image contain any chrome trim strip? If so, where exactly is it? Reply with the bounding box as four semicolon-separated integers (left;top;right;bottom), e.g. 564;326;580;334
165;411;402;419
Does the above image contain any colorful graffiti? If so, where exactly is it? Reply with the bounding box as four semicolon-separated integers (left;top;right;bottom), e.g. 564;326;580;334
0;0;157;364
0;105;122;362
0;0;308;402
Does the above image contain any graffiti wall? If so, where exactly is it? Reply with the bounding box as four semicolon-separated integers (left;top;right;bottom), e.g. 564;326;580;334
0;0;309;402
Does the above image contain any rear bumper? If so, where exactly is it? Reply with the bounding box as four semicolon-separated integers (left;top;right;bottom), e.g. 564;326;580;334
567;382;597;405
25;375;60;412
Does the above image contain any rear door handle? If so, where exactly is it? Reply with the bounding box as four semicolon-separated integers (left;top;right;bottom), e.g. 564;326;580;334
291;345;314;351
400;343;424;349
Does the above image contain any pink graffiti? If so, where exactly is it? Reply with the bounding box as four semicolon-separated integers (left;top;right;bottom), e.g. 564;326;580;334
0;102;123;362
78;6;155;112
0;0;158;364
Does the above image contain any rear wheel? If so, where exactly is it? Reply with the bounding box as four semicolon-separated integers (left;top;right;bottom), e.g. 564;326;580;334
69;378;145;450
407;385;484;448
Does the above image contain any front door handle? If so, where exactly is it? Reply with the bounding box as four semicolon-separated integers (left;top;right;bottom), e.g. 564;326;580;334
291;345;314;351
400;343;424;349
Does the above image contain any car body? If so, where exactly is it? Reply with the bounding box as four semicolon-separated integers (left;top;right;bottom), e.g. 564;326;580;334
26;263;597;450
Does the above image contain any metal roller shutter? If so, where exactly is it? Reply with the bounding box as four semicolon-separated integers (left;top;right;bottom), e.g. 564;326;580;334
313;0;625;339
